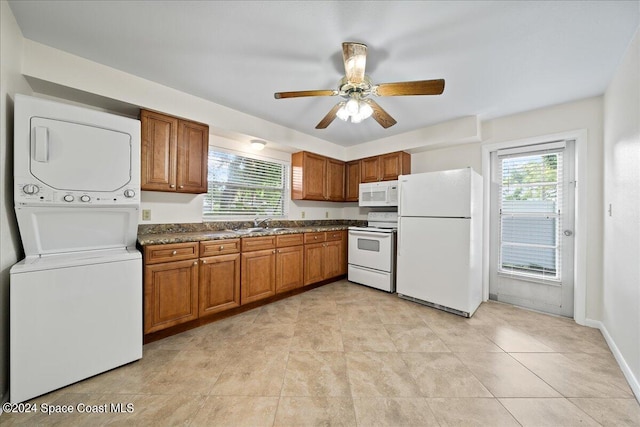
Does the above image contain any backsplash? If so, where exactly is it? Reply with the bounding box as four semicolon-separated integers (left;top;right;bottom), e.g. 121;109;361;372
138;219;366;235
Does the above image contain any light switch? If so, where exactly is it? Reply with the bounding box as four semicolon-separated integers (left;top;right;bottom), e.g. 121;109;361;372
142;209;151;221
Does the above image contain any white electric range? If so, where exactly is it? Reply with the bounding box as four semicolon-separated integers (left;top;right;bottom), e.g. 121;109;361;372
347;211;398;292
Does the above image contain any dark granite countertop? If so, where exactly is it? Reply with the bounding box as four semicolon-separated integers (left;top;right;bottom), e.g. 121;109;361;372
137;221;363;246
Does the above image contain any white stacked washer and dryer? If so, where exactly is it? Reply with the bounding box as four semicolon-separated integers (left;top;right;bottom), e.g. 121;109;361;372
10;95;143;403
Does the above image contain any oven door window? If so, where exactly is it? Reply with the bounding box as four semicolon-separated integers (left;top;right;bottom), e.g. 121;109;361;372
357;238;380;252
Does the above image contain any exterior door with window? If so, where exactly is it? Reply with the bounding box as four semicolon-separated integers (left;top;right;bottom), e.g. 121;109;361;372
489;141;575;317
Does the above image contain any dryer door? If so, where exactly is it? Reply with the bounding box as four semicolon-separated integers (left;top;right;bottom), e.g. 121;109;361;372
29;117;133;192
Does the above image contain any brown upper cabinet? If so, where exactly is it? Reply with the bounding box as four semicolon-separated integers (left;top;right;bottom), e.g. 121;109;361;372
141;109;209;193
345;160;360;202
291;151;345;201
360;151;411;183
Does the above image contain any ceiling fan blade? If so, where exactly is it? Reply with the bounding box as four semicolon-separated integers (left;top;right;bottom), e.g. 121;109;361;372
274;90;337;99
367;99;397;129
342;42;367;85
315;103;343;129
375;79;445;96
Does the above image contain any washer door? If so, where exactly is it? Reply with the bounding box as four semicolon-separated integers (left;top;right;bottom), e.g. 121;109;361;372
15;206;138;256
30;117;132;192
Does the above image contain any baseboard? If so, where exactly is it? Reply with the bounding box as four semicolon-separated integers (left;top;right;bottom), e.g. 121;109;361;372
585;318;640;402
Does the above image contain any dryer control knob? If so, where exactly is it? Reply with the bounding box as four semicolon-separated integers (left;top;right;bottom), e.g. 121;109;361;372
63;194;74;202
80;195;91;202
23;184;39;195
124;189;135;198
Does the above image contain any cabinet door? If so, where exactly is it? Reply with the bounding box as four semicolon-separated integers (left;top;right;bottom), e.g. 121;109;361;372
360;156;380;183
345;160;360;202
141;110;177;191
292;152;326;200
177;120;209;194
326;158;345;201
144;259;198;333
199;253;240;317
241;249;276;304
338;231;348;275
380;151;411;181
304;242;325;285
276;245;304;294
323;240;343;279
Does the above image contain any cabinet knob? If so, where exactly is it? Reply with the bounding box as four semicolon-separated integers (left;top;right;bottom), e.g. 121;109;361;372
170;184;175;188
314;236;318;240
272;250;276;254
172;250;177;255
219;245;224;250
179;185;184;189
193;261;198;265
202;260;207;264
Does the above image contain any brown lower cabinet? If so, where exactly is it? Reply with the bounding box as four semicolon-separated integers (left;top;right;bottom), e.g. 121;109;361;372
199;253;241;317
143;231;344;335
303;230;347;285
241;248;277;304
144;258;199;334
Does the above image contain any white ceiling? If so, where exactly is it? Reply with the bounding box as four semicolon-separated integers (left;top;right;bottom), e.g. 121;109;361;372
8;1;639;147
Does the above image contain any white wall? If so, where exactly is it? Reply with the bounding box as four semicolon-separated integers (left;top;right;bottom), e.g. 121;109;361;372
411;143;482;175
0;0;33;403
602;29;640;398
480;97;604;321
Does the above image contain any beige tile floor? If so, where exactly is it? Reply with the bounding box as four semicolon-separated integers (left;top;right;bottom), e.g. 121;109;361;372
3;279;640;426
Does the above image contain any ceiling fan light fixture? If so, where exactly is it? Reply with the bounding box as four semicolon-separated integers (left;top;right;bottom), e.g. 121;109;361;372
336;102;350;121
250;139;266;150
355;101;373;121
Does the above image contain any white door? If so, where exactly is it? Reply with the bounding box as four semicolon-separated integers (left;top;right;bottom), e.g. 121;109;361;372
30;117;133;192
397;217;481;315
489;141;575;317
399;169;472;218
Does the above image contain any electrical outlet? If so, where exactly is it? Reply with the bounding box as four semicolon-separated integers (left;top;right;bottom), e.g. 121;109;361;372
142;209;151;221
325;211;329;218
301;211;305;219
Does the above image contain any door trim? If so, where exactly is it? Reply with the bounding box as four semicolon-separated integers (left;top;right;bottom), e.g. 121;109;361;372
481;129;588;325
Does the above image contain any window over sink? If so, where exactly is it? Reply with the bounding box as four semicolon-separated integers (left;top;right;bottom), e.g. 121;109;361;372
204;147;289;219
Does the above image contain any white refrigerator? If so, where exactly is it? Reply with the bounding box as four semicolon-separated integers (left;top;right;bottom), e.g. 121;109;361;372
396;168;483;317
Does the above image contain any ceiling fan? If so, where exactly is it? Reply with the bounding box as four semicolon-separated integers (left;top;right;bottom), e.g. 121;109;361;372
274;42;445;129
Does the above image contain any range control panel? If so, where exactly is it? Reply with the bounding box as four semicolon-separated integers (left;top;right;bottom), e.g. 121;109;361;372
15;181;139;206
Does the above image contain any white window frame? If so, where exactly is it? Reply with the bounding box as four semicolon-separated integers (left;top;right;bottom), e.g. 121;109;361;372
203;145;290;221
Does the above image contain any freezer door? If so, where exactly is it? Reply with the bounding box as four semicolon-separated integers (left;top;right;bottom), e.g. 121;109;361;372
399;169;472;218
396;217;482;314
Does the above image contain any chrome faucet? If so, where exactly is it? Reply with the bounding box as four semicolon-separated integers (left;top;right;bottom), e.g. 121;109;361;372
254;217;271;228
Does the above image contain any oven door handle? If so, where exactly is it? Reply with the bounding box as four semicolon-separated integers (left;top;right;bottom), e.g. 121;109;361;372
349;231;391;238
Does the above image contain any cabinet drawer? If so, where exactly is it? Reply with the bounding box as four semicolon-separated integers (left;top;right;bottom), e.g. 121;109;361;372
200;239;240;256
242;236;276;252
325;230;345;242
144;242;199;264
304;232;326;244
276;233;304;248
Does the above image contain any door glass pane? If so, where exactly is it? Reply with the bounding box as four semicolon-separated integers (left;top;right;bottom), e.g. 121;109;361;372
499;152;562;280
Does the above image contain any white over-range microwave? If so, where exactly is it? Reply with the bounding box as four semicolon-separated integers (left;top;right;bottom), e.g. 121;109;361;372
358;180;399;207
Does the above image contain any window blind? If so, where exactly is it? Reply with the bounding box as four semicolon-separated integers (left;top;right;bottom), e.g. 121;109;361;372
204;149;288;218
498;148;563;281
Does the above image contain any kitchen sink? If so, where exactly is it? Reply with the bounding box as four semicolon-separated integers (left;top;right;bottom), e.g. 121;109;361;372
225;227;291;235
225;227;267;234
